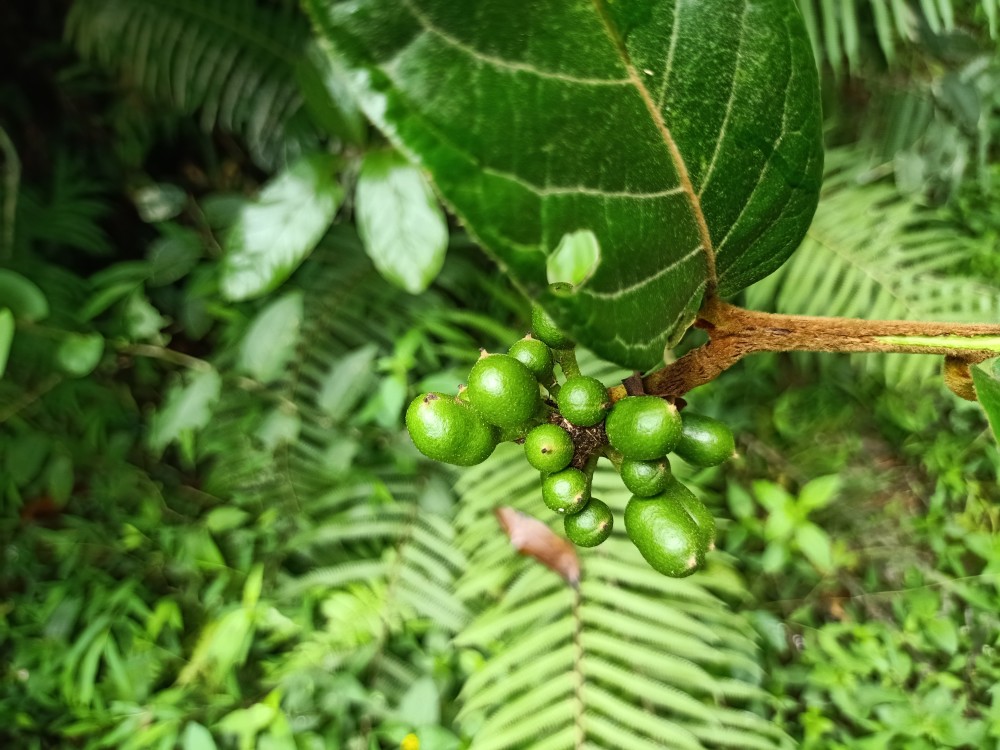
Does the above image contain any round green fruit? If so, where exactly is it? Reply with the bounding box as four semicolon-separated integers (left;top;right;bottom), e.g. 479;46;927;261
557;376;609;427
508;336;553;381
405;392;498;466
531;283;575;349
523;424;574;473
619;457;672;497
467;353;541;428
674;412;735;467
565;498;613;547
542;467;590;514
605;396;682;460
670;479;717;552
624;494;704;578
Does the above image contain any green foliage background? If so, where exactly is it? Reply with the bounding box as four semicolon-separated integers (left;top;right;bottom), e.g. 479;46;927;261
1;1;999;749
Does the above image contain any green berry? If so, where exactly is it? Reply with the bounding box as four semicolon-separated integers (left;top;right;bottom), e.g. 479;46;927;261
565;498;613;547
605;395;682;460
557;376;609;427
619;457;672;497
669;478;717;552
508;336;553;381
531;283;574;349
674;412;735;467
405;392;498;466
524;424;574;473
542;467;590;514
624;492;704;578
467;353;541;429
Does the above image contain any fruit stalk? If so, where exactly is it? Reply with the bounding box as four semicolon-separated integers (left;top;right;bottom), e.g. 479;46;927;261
610;297;1000;401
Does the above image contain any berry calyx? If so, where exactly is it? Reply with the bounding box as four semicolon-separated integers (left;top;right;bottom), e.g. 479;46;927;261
624;492;704;578
556;375;609;427
523;424;574;473
531;283;575;349
405;392;498;466
619;457;672;497
466;353;541;429
674;412;736;467
541;467;590;514
605;395;682;460
565;498;613;547
508;336;554;381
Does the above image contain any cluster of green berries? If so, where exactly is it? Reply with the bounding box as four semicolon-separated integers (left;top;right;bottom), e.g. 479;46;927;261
405;286;736;578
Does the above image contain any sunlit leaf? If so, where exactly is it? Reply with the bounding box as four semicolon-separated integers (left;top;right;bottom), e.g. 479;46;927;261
148;367;222;455
356;150;449;294
307;0;823;368
0;308;13;378
221;153;343;300
0;269;49;321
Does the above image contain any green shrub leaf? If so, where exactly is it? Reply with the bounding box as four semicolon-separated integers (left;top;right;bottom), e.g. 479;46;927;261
56;333;105;377
221;154;342;301
0;308;13;378
238;292;304;384
356;150;449;294
972;365;1000;443
0;269;49;321
306;0;823;368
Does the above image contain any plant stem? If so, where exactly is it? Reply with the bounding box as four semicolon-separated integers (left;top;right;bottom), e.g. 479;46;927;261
0;125;19;261
554;347;582;379
609;297;1000;401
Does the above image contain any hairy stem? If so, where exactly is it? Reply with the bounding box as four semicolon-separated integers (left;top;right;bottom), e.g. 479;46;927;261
610;297;1000;401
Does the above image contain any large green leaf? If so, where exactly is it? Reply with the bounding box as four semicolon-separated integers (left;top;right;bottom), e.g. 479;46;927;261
306;0;823;368
972;365;1000;445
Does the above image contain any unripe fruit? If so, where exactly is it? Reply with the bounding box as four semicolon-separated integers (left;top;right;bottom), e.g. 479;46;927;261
531;283;575;349
670;478;717;552
605;395;681;460
524;424;574;473
557;375;609;427
619;457;672;497
542;467;590;514
624;493;704;578
565;498;613;547
405;392;498;466
508;336;553;381
467;353;541;428
674;412;736;467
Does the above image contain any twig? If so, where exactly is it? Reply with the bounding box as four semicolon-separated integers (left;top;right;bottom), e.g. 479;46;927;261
0;125;20;261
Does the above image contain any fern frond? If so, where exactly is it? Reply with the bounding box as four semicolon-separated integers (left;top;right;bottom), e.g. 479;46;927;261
746;148;1000;385
65;0;324;168
453;443;790;750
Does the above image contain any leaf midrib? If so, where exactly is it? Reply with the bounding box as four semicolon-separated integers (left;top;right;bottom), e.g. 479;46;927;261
591;0;718;290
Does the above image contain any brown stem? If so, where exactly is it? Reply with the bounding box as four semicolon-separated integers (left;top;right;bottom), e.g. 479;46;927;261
609;297;1000;401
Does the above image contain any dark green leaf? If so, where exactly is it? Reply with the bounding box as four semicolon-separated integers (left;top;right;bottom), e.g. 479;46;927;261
306;0;823;368
147;226;204;286
972;365;1000;443
56;333;105;377
238;292;304;383
356;150;449;294
0;270;49;321
221;154;343;301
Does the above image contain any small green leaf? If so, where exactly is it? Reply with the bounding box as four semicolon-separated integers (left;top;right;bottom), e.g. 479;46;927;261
356;150;448;294
148;368;222;455
317;343;379;420
221;153;343;300
547;230;601;286
0;270;49;321
396;676;440;727
238;292;304;384
131;183;187;223
148;226;203;286
925;617;958;655
798;474;840;513
56;333;105;377
182;723;218;750
795;522;833;573
972;365;1000;443
0;308;13;378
